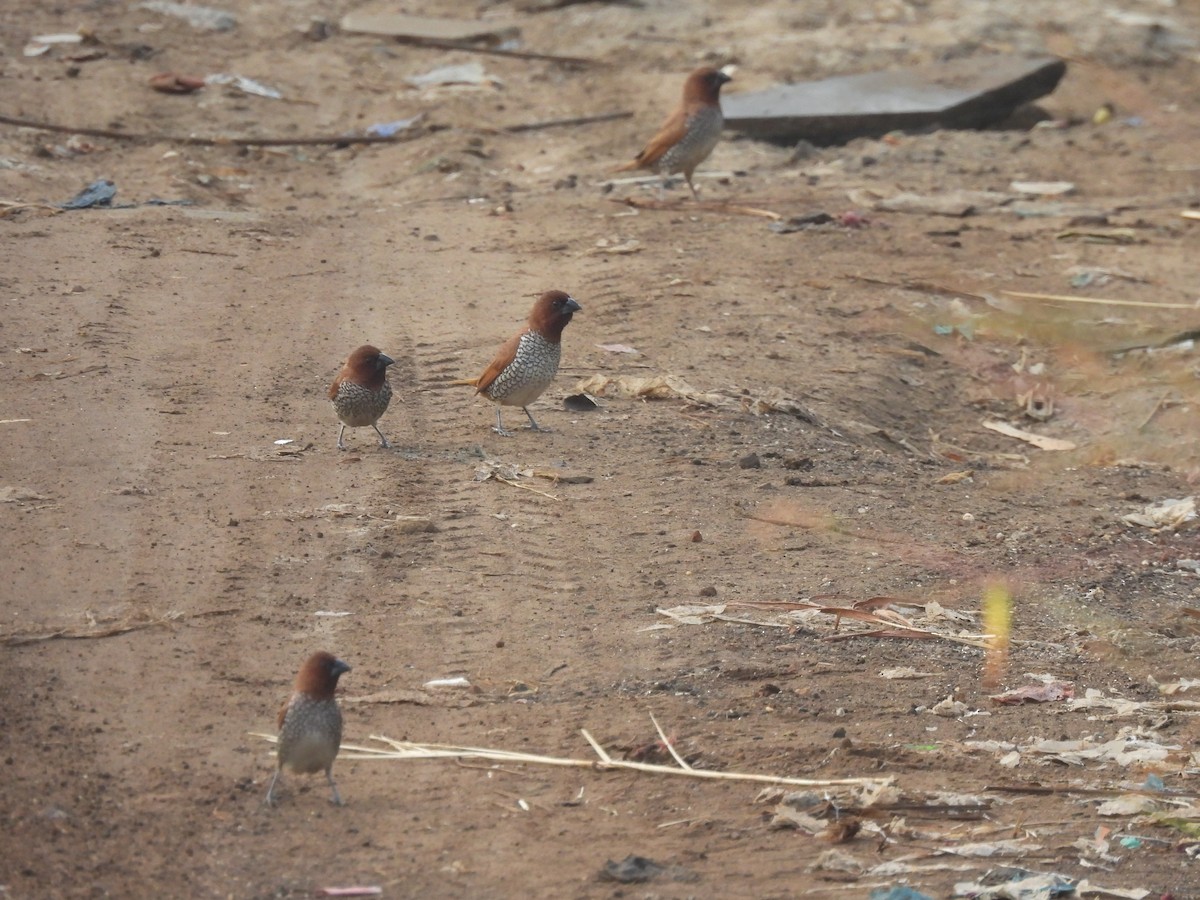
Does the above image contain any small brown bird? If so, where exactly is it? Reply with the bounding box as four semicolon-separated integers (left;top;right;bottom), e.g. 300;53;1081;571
617;66;732;199
266;651;351;807
329;344;394;450
456;290;581;436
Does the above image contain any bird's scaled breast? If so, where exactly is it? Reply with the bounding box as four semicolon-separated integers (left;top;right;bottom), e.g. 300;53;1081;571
483;332;561;406
332;380;392;426
279;700;343;773
661;107;724;174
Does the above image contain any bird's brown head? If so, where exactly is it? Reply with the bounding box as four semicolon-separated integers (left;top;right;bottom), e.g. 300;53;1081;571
683;67;732;106
527;290;582;341
345;344;394;390
294;651;351;699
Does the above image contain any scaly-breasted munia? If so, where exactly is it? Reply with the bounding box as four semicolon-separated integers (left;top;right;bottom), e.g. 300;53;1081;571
329;344;394;450
616;66;732;199
266;651;351;806
456;290;581;436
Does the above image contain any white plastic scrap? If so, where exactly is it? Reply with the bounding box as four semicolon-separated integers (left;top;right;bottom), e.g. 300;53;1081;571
1121;496;1196;529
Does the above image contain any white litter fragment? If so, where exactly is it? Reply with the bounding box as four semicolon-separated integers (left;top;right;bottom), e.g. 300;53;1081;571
423;676;471;689
1121;496;1196;530
137;1;237;31
206;73;284;99
406;62;496;88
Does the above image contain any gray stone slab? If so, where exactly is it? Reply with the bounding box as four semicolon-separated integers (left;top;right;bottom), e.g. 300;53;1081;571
723;56;1066;144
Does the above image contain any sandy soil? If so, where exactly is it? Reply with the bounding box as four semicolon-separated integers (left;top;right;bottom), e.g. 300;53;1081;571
4;1;1200;897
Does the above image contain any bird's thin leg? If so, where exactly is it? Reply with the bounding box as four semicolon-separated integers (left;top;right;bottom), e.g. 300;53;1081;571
685;172;700;200
492;408;512;438
265;769;282;806
372;424;390;449
336;424;348;451
523;407;547;432
326;768;343;806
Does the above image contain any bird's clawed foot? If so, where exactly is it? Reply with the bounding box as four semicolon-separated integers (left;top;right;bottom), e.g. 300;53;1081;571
522;408;549;433
373;425;391;449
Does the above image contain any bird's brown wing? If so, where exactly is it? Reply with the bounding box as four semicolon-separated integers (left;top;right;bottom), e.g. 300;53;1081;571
618;106;688;171
473;331;522;395
327;371;344;401
276;698;290;730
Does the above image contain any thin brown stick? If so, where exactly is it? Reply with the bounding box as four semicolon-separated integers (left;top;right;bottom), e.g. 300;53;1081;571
649;712;693;771
2;607;239;646
1138;390;1173;432
494;476;561;501
0;112;428;147
611;196;782;219
503;110;632;133
390;35;598;66
253;728;893;790
1002;289;1197;310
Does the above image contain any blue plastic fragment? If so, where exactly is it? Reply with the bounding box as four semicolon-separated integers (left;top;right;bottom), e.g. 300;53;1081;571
868;887;933;900
60;179;116;209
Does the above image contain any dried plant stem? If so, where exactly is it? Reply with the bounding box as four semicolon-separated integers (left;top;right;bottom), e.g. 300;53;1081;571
253;728;892;790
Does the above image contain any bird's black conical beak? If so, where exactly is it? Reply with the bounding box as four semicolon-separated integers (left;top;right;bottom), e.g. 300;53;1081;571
379;354;395;368
565;297;582;314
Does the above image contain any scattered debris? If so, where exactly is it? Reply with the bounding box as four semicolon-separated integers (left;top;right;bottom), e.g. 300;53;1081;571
59;179;117;210
343;690;435;707
981;420;1077;452
576;373;727;406
339;11;591;65
723;56;1065;143
1056;227;1141;244
363;116;423;138
474;461;563;500
205;73;284;100
656;598;995;648
596;343;639;354
599;856;695;884
0;486;51;504
1010;181;1075;196
24;32;84;57
967;728;1179;768
574;374;819;423
590;238;641;255
136;0;237;31
990;680;1074;705
849;188;1013;217
423;676;471;689
3;608;236;646
609;197;782;219
504;111;631;133
880;667;935;679
1120;496;1195;530
317;888;383;898
1004;289;1196;311
148;72;206;94
562;393;600;412
0;112;426;148
406;61;497;89
339;12;519;44
256;721;893;792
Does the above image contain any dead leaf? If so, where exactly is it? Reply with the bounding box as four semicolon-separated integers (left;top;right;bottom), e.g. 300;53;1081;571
982;420;1077;451
990;681;1074;704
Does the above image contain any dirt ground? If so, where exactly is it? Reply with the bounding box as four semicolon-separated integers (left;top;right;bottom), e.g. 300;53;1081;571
4;0;1200;897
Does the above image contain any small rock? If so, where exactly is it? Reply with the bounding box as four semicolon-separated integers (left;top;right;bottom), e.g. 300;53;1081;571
738;452;761;469
699;586;718;598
